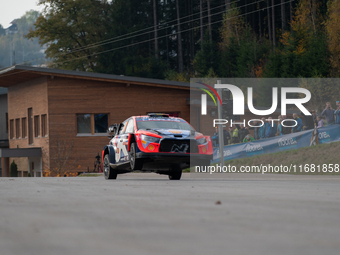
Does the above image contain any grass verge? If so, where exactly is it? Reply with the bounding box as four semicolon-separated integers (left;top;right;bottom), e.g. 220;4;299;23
185;141;340;174
78;173;103;177
219;141;340;174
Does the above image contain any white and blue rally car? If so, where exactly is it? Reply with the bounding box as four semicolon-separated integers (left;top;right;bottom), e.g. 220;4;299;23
102;113;213;180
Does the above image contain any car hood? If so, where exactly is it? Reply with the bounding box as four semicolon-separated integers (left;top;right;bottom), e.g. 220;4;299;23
139;129;201;139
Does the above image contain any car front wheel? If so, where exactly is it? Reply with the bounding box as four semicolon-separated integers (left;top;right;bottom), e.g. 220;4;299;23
129;143;143;170
168;164;182;180
104;154;117;179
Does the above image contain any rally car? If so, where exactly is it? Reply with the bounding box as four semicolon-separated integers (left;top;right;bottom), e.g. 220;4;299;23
102;113;213;180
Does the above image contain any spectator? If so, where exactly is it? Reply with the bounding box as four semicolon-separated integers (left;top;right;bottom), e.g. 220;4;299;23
281;115;292;135
212;127;219;147
231;125;239;144
312;110;318;125
335;101;340;124
301;109;317;130
317;116;324;128
258;117;267;139
223;126;231;145
266;117;277;138
211;126;231;147
238;125;250;143
321;102;335;125
277;115;283;135
243;134;255;143
248;120;261;140
292;113;303;133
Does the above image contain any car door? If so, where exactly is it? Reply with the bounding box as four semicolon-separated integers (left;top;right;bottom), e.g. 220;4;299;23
115;120;128;163
116;119;134;164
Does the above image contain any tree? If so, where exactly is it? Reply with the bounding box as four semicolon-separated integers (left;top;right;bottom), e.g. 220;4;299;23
0;24;5;36
176;0;183;73
290;0;293;24
10;160;18;177
271;0;276;47
298;78;340;112
0;10;45;67
194;34;219;77
43;132;79;177
281;0;286;32
199;0;204;48
324;0;340;77
26;0;109;71
153;0;158;59
225;0;230;10
219;4;246;50
207;0;212;42
21;0;334;81
218;4;270;78
264;0;330;78
267;0;272;43
96;0;163;77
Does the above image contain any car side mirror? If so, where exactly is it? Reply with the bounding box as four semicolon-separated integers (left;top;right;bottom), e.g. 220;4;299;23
108;124;116;133
108;124;119;139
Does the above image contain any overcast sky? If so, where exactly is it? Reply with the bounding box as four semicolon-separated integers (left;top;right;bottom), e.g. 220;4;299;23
0;0;43;28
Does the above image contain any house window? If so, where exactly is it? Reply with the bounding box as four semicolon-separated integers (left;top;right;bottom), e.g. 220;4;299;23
6;113;8;133
77;114;108;134
22;117;27;138
34;115;40;137
10;119;14;139
15;118;20;138
41;114;47;137
94;114;108;133
28;108;33;144
77;114;91;133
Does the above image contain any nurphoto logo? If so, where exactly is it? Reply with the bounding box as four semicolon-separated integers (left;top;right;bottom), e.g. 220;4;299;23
196;82;311;128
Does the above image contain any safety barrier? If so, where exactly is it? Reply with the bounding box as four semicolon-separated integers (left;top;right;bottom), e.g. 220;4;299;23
212;124;340;163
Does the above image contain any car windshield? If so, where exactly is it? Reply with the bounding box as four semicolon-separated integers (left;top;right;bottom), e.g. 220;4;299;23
137;120;194;131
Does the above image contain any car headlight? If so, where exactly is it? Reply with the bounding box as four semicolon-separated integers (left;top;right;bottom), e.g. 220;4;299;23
141;134;160;143
196;137;207;145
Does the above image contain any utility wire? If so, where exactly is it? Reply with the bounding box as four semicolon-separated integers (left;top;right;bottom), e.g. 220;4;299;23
53;0;294;62
58;0;244;54
5;0;265;66
63;0;272;56
3;0;253;67
0;0;294;79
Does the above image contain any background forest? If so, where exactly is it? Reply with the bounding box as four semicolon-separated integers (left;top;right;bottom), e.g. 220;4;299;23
1;0;340;108
0;10;45;68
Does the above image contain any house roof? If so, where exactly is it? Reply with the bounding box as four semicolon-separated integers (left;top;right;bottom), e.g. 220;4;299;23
0;66;298;115
0;148;41;158
0;65;190;89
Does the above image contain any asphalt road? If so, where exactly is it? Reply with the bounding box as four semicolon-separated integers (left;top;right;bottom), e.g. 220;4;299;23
1;173;340;255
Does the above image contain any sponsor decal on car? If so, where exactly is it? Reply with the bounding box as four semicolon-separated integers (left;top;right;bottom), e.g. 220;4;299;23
169;130;183;134
170;144;189;153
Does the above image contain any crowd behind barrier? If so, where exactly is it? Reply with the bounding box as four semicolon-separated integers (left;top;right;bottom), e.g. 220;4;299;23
211;101;340;163
212;101;340;147
211;124;340;163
